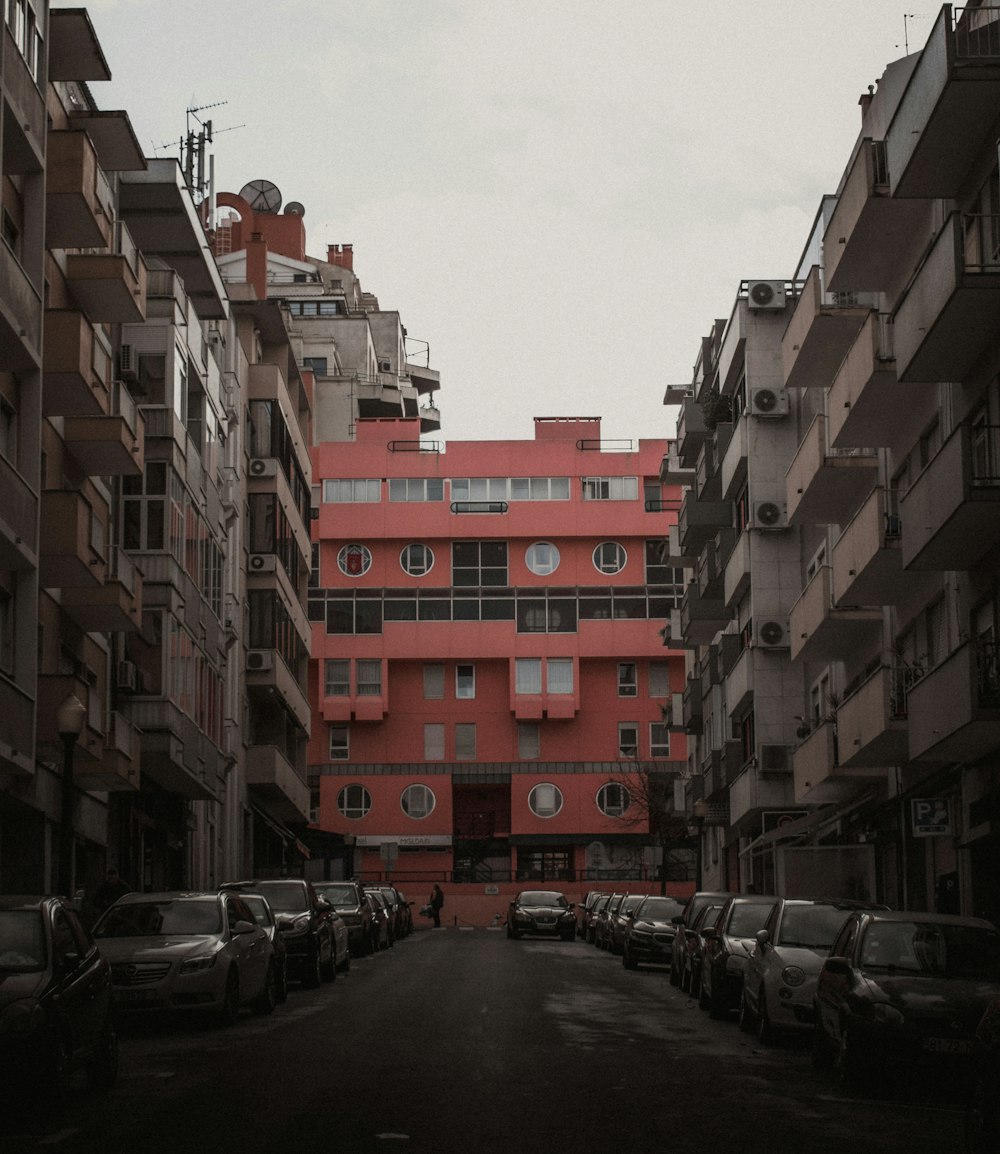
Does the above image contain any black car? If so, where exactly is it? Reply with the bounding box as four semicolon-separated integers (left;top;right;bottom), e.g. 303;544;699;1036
698;894;777;1018
577;891;607;939
315;881;375;956
0;896;118;1105
507;891;576;941
594;892;626;950
670;891;736;986
967;997;1000;1153
223;879;341;988
608;892;649;956
622;895;686;970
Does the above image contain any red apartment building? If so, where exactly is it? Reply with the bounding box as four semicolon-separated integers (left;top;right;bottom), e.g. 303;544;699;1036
308;416;690;897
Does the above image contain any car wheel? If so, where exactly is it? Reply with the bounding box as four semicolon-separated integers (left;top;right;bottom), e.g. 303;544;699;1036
623;947;639;971
738;987;757;1033
337;948;351;974
219;969;240;1026
253;962;278;1015
303;945;323;988
757;992;776;1045
86;1021;119;1091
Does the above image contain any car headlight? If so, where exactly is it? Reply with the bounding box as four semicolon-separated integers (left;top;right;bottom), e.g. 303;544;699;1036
559;910;574;920
0;999;42;1036
781;965;806;987
179;953;219;974
282;916;311;938
630;930;653;942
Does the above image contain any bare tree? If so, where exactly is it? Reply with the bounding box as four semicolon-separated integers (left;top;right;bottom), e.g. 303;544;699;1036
602;764;694;892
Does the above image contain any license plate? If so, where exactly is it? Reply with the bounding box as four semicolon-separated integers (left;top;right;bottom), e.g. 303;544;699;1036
115;988;159;1004
923;1037;971;1054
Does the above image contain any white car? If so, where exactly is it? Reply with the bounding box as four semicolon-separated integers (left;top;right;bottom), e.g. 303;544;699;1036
739;899;882;1043
94;891;277;1024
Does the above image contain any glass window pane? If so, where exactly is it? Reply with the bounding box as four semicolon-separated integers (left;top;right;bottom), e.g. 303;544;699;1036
515;658;542;694
548;659;574;694
455;723;476;760
424;723;444;760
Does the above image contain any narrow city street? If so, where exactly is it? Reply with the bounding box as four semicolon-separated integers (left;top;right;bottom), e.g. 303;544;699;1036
1;927;967;1153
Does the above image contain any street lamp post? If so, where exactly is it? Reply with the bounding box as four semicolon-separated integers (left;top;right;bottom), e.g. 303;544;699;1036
690;799;709;891
56;694;86;898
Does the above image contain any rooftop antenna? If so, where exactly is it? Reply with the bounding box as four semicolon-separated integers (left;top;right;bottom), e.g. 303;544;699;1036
169;101;245;206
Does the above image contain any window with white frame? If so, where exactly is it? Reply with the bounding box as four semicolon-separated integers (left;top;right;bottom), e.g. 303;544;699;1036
509;476;570;500
618;662;637;696
400;543;434;576
401;784;436;819
547;658;574;695
528;782;563;818
515;657;542;694
324;659;350;696
597;782;631;817
455;663;475;699
524;542;560;575
388;477;445;502
517;722;540;759
455;723;477;760
593;541;627;574
329;725;350;760
582;476;638;501
650;723;670;758
337;543;372;577
450;477;508;501
337;783;371;819
356;659;382;696
424;723;445;760
648;661;670;697
423;664;445;699
323;478;381;502
618;722;639;758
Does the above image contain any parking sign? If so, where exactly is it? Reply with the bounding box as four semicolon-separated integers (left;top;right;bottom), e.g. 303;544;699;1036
911;798;951;837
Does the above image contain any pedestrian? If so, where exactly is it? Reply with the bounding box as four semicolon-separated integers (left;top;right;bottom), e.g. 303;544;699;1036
429;883;444;928
93;867;132;914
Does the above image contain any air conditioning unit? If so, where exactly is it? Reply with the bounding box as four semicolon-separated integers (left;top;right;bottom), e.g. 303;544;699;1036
747;280;787;310
248;553;276;574
752;500;787;530
246;650;273;672
749;387;789;418
759;744;791;772
755;619;789;649
885;513;902;538
116;659;138;693
378;358;392;373
118;344;138;381
249;458;276;478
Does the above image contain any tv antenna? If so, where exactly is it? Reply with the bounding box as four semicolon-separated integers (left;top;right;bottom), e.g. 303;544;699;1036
169;100;245;205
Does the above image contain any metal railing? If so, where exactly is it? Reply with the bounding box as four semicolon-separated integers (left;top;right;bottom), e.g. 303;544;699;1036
954;8;1000;58
970;423;1000;485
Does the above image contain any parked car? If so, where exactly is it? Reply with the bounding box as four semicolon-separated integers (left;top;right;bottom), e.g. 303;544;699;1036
622;895;686;970
680;901;726;996
608;893;648;955
371;885;409;940
314;881;375;957
223;879;347;986
394;889;414;936
93;891;277;1024
594;893;625;950
577;891;607;939
740;898;884;1043
813;910;1000;1089
585;894;612;944
239;893;288;1003
966;997;1000;1153
698;894;777;1018
507;891;576;940
364;889;395;949
0;895;118;1104
670;891;736;986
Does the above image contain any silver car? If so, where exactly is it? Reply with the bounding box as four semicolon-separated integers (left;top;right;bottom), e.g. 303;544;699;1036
94;891;277;1024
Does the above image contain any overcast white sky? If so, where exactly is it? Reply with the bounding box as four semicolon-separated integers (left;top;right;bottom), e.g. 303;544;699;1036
80;1;920;446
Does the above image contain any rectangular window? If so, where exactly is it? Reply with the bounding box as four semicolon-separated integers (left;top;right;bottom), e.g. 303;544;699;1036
455;723;477;760
388;478;445;502
650;723;670;758
648;661;670;697
515;658;542;694
302;357;327;375
324;659;350;696
329;725;349;761
547;658;574;695
456;663;475;699
452;540;508;587
507;477;571;501
618;662;637;696
517;722;540;759
618;722;639;759
424;723;445;760
423;664;445;699
356;659;382;696
322;478;381;502
582;476;638;501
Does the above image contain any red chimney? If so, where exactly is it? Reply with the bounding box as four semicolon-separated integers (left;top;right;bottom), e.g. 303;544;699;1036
327;243;354;271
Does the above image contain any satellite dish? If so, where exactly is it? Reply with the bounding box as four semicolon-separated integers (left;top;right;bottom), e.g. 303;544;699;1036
239;179;282;214
284;201;306;216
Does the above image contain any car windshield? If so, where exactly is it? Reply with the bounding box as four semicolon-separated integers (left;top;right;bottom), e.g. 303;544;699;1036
315;885;358;907
860;922;1000;978
367;893;386;908
241;896;272;926
635;898;684;920
729;903;776;937
777;904;852;950
255;883;309;913
95;900;222;938
0;910;45;971
519;891;567;907
694;904;723;931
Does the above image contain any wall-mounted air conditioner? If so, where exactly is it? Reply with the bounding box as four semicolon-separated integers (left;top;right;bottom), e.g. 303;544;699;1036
246;650;273;672
754;619;789;649
749;387;789;418
118;344;137;381
751;500;787;530
248;553;276;574
116;659;138;692
249;458;277;478
747;281;786;310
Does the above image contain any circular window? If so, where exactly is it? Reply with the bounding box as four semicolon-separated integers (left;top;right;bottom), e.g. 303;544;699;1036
400;543;434;576
401;784;436;819
593;541;627;574
528;782;564;818
337;784;372;819
337;543;372;577
597;782;631;817
525;542;560;576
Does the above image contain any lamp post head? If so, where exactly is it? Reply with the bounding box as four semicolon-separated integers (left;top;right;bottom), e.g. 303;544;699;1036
56;694;87;739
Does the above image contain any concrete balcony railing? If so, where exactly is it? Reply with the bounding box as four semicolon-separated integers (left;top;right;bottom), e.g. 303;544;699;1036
786;413;878;525
793;720;850;805
74;711;141;792
682;673;704;734
661;522;701;567
38;489;108;589
900;420;1000;570
61;545;143;633
728;762;793;829
0;677;35;775
680;583;729;647
832;486;913;606
45;129;110;249
886;5;1000;199
0;242;42;364
676;396;710;466
724;641;753;716
65;220;148;324
246;744;310;824
837;665;915;770
789;564;882;664
659;441;698;486
723;530;751;610
678;492;732;554
63;380;144;478
665;691;685;733
246;649;311;731
128;699;220;802
0;454;37;565
42;310;110;417
782;265;878;390
908;638;1000;763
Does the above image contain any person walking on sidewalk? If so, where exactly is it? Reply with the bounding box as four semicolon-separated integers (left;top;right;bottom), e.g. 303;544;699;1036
429;884;444;928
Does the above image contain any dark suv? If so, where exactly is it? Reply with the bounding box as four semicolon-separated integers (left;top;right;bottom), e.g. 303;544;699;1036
314;881;374;956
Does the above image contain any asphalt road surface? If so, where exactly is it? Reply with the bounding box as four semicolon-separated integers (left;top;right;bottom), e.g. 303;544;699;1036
3;927;967;1153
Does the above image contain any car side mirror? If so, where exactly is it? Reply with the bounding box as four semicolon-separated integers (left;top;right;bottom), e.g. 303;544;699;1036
672;914;685;926
316;897;332;912
231;920;256;936
822;956;852;979
276;916;295;932
58;950;82;974
755;929;769;947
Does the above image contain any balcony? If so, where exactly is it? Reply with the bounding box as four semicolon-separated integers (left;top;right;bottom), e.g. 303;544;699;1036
701;747;724;800
659;442;697;486
837;665;915;770
786;414;878;526
0;678;34;775
676;397;709;466
724;642;753;716
246;745;310;824
0;243;42;366
45;130;111;250
74;711;141;792
899;421;1000;570
898;212;1000;383
720;416;748;500
789;564;882;664
723;530;751;609
792;720;855;804
65;221;148;324
824;140;929;293
62;381;144;477
128;699;221;801
60;546;142;633
661;522;700;567
682;673;704;734
35;673;104;763
38;490;107;589
680;584;729;647
0;455;37;567
42;310;110;417
698;530;734;601
3;31;45;169
678;492;732;554
886;5;1000;199
665;692;685;733
246;650;311;731
728;762;793;830
907;638;1000;763
782;266;877;390
833;486;919;605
